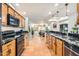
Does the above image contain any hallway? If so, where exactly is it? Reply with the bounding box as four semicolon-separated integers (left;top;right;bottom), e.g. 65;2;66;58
21;35;51;56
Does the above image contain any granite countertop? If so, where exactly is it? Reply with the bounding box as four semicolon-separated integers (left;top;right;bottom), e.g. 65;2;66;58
47;32;79;47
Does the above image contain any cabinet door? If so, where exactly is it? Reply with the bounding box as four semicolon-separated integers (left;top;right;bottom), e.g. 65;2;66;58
77;16;79;24
20;17;25;27
77;4;79;13
22;18;25;27
15;12;19;19
8;7;14;16
2;4;7;25
48;35;52;49
51;36;56;55
56;39;63;56
77;4;79;24
2;40;16;56
19;16;22;27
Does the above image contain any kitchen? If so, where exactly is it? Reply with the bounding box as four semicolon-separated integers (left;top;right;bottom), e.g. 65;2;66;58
0;3;79;56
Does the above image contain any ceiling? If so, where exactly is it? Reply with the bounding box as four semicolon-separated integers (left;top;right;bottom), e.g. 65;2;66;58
11;3;74;24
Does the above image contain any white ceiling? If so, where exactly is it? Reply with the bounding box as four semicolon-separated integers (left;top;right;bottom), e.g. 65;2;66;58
11;3;75;24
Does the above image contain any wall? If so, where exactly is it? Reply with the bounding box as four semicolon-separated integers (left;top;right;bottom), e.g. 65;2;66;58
24;17;29;31
49;3;77;32
68;3;77;32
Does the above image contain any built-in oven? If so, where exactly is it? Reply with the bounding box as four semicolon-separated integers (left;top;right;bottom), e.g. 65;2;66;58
2;30;15;45
15;30;24;56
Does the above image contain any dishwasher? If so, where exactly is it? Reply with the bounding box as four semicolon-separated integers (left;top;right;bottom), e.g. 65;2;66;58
15;30;25;56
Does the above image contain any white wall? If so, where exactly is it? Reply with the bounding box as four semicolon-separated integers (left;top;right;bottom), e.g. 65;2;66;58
49;4;77;32
68;4;77;32
24;17;29;31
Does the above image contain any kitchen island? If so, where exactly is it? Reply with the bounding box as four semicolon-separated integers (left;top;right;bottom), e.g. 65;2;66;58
46;31;79;56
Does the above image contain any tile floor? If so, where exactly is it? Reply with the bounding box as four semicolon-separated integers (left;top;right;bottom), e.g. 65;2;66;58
21;34;51;56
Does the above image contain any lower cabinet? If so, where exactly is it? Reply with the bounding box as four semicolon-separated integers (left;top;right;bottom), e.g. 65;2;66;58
51;36;56;55
51;35;64;56
56;38;63;56
46;34;79;56
46;34;51;49
2;40;16;56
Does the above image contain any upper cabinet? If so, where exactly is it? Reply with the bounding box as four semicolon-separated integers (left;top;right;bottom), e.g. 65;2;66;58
8;7;15;16
21;17;25;28
15;12;19;19
2;3;25;28
77;4;79;25
2;4;8;25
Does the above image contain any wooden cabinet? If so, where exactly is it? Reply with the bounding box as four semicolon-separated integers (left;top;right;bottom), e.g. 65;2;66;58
20;16;25;28
77;4;79;12
51;36;56;55
22;18;25;28
15;12;19;19
46;34;50;47
77;17;79;24
19;16;22;27
46;34;64;56
48;35;52;49
56;38;63;56
2;4;7;25
8;7;15;16
2;40;16;56
2;3;25;27
77;4;79;25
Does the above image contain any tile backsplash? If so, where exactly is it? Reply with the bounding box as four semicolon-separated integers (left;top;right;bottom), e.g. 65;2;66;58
1;26;23;31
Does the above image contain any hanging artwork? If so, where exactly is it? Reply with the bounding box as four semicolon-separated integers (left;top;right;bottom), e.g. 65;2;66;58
53;23;57;28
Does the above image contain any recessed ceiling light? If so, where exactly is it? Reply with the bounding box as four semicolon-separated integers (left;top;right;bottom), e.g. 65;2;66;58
23;12;26;15
48;11;52;15
54;3;59;7
15;3;20;6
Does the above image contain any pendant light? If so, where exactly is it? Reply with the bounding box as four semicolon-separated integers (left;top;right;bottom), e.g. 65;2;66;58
65;3;69;19
59;3;69;21
65;3;69;16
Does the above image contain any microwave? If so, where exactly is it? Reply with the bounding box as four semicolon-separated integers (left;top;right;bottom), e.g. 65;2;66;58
7;14;19;27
